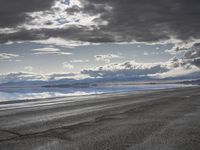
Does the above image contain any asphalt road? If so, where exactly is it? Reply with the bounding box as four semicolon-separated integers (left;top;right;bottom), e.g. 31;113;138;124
0;86;200;150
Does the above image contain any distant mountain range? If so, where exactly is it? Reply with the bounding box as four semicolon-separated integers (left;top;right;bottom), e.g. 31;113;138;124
177;79;200;85
0;77;199;90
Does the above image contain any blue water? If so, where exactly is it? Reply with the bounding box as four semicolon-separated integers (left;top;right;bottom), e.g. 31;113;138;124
0;83;192;102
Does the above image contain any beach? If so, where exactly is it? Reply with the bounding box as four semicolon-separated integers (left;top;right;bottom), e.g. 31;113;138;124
0;86;200;150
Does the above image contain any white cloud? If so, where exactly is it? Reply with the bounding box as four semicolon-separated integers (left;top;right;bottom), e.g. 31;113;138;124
63;62;74;69
32;47;60;52
0;72;47;84
165;38;200;55
82;58;200;80
32;47;72;55
153;66;200;79
5;41;14;45
32;38;91;48
0;71;90;84
144;52;149;56
0;28;20;34
0;53;19;60
21;0;99;31
70;59;89;63
94;54;123;63
24;66;34;72
47;72;88;80
82;60;169;78
34;51;72;55
0;58;199;85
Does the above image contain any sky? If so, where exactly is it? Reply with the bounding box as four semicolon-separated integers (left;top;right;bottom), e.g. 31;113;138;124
0;0;200;83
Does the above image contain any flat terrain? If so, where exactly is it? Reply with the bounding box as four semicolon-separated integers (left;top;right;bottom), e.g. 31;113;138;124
0;86;200;150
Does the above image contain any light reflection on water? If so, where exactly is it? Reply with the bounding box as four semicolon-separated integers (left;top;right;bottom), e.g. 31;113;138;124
0;84;193;102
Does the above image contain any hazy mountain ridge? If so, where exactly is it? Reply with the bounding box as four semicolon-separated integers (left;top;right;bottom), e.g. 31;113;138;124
0;76;200;89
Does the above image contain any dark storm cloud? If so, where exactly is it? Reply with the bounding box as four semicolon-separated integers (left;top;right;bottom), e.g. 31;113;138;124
65;5;81;15
78;0;200;42
77;0;200;68
0;0;56;27
0;26;114;43
1;0;200;43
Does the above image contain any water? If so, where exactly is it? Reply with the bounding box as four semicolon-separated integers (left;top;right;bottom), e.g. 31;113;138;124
0;83;193;102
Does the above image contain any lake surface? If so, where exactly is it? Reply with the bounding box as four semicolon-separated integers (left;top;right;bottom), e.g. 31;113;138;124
0;83;193;102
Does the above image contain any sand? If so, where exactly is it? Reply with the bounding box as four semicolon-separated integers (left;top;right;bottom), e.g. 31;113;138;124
0;86;200;150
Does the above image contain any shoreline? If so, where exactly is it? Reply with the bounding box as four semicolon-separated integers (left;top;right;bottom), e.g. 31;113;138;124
0;83;194;104
0;86;200;150
0;85;196;107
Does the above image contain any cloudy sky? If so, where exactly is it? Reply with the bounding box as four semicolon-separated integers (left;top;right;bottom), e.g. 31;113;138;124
0;0;200;83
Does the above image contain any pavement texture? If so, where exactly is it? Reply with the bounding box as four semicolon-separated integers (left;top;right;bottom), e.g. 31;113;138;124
0;86;200;150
